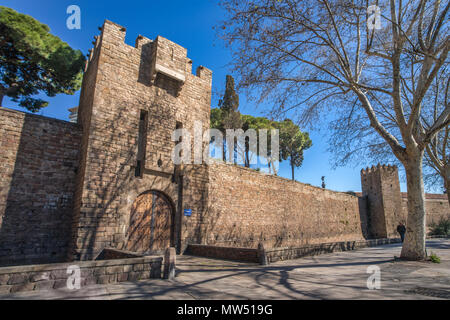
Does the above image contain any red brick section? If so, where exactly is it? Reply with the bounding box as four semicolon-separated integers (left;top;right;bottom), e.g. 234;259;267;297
0;108;81;267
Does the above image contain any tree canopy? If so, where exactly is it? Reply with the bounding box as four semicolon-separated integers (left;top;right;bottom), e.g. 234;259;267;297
0;6;85;111
219;75;240;113
241;114;278;170
279;119;312;180
211;104;311;176
211;75;243;161
219;75;243;131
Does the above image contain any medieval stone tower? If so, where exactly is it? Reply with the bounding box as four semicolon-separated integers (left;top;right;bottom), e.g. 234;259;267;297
69;20;212;260
361;164;405;238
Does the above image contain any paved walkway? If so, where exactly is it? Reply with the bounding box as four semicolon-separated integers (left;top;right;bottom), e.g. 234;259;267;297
1;239;449;300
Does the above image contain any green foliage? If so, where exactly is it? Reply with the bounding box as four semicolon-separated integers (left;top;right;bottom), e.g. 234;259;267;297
241;114;279;168
219;75;242;130
211;76;312;173
278;119;312;180
219;75;239;113
241;114;275;131
429;252;441;264
429;217;450;236
0;6;85;111
210;107;224;130
210;75;243;161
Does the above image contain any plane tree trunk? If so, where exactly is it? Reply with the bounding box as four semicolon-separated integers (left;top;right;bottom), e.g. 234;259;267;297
444;165;450;206
401;150;427;260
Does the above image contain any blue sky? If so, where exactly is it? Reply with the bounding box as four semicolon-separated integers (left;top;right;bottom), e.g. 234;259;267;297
2;0;411;192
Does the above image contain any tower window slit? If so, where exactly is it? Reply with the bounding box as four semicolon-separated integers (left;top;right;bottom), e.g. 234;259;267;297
135;110;148;177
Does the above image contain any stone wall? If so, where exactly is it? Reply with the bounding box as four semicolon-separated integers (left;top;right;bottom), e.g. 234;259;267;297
0;108;81;266
401;193;449;232
201;162;365;248
361;166;449;238
0;255;162;294
264;238;402;263
186;238;404;264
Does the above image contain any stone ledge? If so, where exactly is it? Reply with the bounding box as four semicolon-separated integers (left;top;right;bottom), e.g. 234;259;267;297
0;107;81;128
265;238;402;263
0;255;163;294
186;238;409;265
0;256;162;275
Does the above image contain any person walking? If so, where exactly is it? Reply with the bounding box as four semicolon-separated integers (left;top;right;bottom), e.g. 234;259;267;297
397;222;406;243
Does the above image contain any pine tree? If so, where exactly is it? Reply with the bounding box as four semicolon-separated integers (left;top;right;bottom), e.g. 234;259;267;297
0;6;85;111
218;75;242;161
279;119;312;181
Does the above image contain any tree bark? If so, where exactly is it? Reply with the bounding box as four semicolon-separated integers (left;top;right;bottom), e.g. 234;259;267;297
291;158;295;181
0;92;4;107
444;177;450;206
400;152;427;260
444;164;450;206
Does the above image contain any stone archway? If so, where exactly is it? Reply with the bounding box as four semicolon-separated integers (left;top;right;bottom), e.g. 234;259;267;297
126;190;174;254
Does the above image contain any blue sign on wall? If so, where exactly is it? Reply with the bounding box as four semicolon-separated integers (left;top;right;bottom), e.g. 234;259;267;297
184;209;192;216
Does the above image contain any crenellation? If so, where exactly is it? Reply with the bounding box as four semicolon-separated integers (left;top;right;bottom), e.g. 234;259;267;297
196;66;213;82
101;20;127;44
134;34;152;49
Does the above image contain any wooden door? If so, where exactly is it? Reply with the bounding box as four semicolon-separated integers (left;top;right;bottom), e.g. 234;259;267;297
126;191;173;253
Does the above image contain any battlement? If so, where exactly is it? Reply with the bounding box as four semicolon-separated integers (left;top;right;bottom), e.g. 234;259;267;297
84;20;212;88
360;164;398;176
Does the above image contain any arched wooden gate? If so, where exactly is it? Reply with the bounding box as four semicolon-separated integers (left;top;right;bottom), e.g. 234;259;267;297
126;191;174;254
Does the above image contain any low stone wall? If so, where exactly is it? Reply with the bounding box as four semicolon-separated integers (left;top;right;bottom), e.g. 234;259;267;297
264;238;401;263
186;238;404;265
0;256;162;294
186;244;259;263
